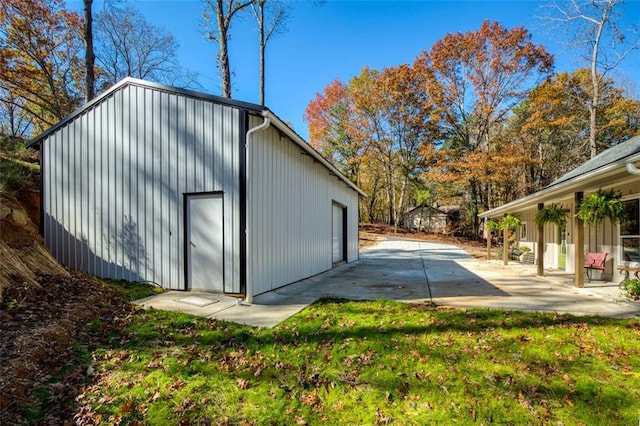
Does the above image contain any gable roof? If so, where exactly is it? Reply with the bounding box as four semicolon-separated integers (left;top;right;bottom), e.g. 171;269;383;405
27;77;366;197
27;77;264;148
548;136;640;188
480;135;640;218
405;205;459;216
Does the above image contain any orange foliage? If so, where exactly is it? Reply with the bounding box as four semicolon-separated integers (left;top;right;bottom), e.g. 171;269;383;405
0;0;84;133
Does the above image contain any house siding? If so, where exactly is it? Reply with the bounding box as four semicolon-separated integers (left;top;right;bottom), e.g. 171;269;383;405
41;84;243;291
247;115;359;296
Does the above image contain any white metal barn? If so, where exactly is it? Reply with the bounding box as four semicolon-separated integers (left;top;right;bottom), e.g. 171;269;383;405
28;78;365;299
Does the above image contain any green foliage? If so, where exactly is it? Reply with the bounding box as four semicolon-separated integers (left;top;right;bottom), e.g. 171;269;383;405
0;155;39;198
620;279;640;301
74;300;640;425
413;187;431;207
535;204;569;227
0;135;27;152
486;219;500;234
576;189;625;225
499;214;522;232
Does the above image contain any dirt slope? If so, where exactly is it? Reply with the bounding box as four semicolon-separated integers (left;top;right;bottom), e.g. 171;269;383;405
0;194;68;302
0;193;132;424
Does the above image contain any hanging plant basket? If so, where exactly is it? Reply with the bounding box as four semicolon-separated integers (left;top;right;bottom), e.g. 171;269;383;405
535;204;569;228
486;219;500;234
499;214;521;232
576;189;626;225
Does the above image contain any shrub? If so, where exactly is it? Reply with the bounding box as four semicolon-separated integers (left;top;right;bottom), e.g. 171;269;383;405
621;279;640;301
0;156;39;198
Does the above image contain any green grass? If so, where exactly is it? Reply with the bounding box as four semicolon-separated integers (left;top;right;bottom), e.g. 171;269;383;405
103;279;165;301
0;154;40;197
75;300;640;425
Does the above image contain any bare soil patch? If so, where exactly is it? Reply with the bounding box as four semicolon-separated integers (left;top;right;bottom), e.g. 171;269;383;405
0;193;133;424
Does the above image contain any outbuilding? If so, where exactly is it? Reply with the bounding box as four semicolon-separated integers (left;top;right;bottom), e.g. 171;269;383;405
27;78;365;301
402;205;459;233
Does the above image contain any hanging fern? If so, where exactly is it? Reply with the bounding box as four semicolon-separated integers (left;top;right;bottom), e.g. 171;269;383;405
576;189;626;225
499;214;521;232
535;204;569;227
486;219;500;234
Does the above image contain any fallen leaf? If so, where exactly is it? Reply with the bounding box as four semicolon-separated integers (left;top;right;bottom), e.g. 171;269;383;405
236;377;250;390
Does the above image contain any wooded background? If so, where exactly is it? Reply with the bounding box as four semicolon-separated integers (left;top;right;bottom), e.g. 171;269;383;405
2;0;639;237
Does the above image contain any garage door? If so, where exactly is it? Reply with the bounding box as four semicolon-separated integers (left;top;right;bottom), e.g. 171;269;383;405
332;203;345;264
186;193;224;291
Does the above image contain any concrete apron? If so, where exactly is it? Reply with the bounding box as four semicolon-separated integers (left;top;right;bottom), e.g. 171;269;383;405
135;238;640;327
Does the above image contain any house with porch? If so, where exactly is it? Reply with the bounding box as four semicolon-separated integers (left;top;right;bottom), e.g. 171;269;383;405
479;136;640;286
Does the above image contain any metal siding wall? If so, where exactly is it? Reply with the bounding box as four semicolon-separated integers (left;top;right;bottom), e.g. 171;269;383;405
247;116;360;296
41;84;242;291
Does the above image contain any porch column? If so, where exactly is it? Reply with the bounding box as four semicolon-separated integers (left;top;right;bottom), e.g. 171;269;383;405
503;223;509;266
574;192;585;288
537;203;544;276
485;217;492;260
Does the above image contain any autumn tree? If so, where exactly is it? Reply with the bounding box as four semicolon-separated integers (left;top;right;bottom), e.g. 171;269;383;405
95;5;197;87
545;0;640;158
251;0;288;105
306;64;435;225
351;65;435;226
304;79;365;184
203;0;255;98
304;78;381;221
505;68;640;191
417;20;554;234
0;0;84;133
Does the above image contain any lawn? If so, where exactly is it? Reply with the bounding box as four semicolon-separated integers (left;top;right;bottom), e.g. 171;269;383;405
69;298;639;425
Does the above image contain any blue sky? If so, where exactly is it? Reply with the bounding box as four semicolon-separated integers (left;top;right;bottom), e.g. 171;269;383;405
73;0;640;140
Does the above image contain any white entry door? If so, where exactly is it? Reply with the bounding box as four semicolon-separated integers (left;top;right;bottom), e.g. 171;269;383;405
186;193;224;291
332;203;345;264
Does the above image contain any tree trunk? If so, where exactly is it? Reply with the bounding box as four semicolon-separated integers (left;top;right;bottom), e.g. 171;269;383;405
588;2;610;159
258;0;265;105
83;0;95;102
470;180;480;236
216;4;232;98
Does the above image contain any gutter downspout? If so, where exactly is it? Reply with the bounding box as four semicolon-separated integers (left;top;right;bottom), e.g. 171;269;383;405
244;113;271;304
626;162;640;175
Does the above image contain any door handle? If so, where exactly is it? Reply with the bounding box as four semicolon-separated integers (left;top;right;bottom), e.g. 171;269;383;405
189;241;196;247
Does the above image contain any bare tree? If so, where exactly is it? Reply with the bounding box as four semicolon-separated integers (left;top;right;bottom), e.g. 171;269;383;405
0;91;32;139
83;0;95;101
545;0;640;158
202;0;255;98
95;5;198;87
251;0;288;105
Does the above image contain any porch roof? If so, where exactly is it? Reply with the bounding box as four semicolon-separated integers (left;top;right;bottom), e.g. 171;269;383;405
480;136;640;218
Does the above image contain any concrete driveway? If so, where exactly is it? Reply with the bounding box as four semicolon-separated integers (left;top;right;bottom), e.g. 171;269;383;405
137;238;640;327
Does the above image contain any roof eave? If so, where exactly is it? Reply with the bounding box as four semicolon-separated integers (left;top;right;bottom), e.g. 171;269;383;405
479;153;640;218
27;77;264;149
261;110;367;198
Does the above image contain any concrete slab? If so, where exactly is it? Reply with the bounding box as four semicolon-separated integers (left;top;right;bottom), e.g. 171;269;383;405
135;238;640;327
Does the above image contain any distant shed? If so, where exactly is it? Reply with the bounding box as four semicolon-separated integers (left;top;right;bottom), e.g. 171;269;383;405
27;78;365;300
402;205;460;233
